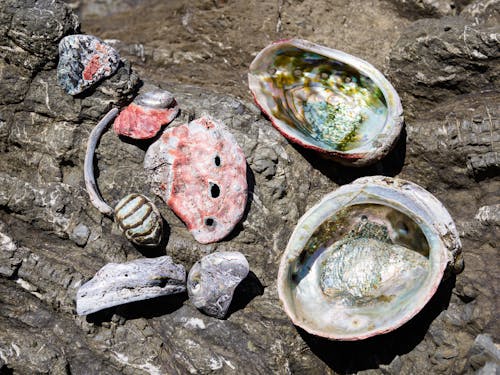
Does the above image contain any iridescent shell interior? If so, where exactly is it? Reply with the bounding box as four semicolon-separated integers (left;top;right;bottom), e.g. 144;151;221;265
249;40;403;165
278;177;459;340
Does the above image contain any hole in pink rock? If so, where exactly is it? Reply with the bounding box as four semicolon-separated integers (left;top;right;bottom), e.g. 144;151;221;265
205;218;215;227
210;183;220;198
214;155;221;166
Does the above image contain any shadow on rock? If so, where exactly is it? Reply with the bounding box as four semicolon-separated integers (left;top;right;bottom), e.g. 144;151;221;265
117;121;165;152
226;271;265;318
221;163;256;242
86;292;188;324
295;126;407;185
298;274;455;373
0;365;14;375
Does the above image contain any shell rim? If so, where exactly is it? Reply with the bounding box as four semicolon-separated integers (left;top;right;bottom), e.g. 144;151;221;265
248;39;404;167
277;177;454;341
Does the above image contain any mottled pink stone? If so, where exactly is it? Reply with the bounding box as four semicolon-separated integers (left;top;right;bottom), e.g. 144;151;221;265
144;116;248;244
113;103;179;139
113;89;179;139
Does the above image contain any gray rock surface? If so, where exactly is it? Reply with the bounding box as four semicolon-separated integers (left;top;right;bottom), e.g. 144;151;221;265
461;0;500;26
389;15;499;114
0;0;498;374
465;334;500;372
0;0;79;73
76;256;186;315
387;0;459;18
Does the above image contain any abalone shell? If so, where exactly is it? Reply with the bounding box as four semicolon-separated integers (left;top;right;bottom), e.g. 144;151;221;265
248;39;403;166
278;176;463;340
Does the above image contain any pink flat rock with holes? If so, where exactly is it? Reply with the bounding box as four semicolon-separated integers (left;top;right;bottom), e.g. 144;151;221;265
144;116;247;244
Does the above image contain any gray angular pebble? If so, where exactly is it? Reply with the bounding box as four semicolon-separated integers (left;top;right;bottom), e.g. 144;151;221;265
57;34;120;95
70;223;90;247
187;251;249;319
76;256;186;315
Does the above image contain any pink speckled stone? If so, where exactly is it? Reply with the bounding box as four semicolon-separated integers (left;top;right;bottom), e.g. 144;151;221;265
144;116;247;244
113;89;179;139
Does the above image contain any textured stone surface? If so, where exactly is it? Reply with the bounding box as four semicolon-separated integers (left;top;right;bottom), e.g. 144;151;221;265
58;34;121;95
144;116;248;244
389;16;499;114
464;334;500;372
113;88;179;139
76;256;186;315
0;0;498;373
461;0;500;26
0;0;79;73
386;0;468;18
187;251;249;319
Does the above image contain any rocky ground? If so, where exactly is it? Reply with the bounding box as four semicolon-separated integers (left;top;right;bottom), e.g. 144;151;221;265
0;0;498;374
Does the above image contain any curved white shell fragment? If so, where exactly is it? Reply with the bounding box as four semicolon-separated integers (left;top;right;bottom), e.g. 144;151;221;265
114;194;163;247
84;108;119;216
277;176;462;340
187;251;249;319
248;39;404;167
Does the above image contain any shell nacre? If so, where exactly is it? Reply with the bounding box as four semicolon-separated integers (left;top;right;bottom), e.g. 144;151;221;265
248;39;403;166
278;176;462;340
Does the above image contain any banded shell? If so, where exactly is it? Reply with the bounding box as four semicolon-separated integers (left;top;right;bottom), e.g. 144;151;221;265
248;39;403;166
278;176;463;340
114;194;163;247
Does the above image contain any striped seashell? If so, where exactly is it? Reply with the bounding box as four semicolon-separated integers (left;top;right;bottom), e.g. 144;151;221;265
114;194;163;247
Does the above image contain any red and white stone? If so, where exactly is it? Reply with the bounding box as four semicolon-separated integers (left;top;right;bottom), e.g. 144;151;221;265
113;89;179;139
144;116;247;244
57;34;120;95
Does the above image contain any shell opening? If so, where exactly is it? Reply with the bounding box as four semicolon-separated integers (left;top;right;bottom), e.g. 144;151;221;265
209;183;220;198
252;45;389;153
285;204;434;339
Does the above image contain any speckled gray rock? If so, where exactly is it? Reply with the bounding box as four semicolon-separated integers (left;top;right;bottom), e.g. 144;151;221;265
465;334;500;372
389;16;499;112
387;0;457;18
57;34;120;95
461;0;500;26
76;256;186;315
0;0;79;72
187;252;249;318
402;91;500;185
